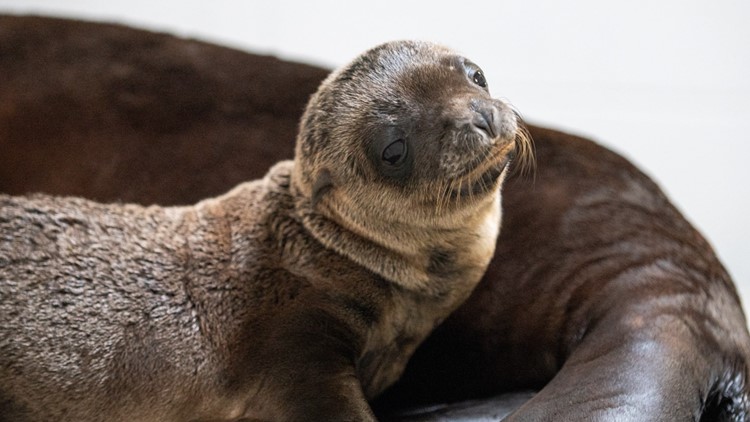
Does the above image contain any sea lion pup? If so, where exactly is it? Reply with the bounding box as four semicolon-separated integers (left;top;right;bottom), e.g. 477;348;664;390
0;40;529;422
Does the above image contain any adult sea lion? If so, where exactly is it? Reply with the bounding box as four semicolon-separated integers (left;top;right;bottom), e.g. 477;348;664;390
2;16;749;421
377;125;750;422
0;40;529;421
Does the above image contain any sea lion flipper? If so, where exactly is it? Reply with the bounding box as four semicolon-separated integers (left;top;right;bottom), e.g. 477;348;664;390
268;309;377;422
503;299;749;421
282;381;376;422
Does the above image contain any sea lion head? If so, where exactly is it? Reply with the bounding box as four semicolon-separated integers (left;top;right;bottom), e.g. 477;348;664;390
292;40;531;226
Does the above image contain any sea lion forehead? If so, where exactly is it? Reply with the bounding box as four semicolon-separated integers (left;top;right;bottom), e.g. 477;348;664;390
334;40;460;87
322;41;472;121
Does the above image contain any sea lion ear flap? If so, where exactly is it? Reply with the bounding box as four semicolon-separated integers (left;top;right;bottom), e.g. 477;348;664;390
311;168;334;208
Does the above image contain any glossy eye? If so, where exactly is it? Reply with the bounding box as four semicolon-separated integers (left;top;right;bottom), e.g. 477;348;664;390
472;69;487;88
382;139;407;165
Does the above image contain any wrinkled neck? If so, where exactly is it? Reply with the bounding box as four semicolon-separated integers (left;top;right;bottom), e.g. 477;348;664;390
291;180;502;296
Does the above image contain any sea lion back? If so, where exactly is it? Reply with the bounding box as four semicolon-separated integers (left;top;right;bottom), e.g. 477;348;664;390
0;194;203;420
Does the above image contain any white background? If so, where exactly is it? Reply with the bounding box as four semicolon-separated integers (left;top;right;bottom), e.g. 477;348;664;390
2;1;749;310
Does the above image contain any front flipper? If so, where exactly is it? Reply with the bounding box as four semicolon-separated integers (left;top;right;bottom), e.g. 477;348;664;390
504;295;750;422
237;305;377;422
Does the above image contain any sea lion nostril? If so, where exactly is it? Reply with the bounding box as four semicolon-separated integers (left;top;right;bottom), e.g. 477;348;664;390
472;106;497;139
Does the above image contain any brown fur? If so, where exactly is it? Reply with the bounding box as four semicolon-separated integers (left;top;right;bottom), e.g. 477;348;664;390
2;15;750;421
0;37;526;421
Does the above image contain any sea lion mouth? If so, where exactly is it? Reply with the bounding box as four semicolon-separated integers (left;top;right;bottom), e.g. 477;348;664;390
455;155;510;198
432;114;532;209
439;139;515;203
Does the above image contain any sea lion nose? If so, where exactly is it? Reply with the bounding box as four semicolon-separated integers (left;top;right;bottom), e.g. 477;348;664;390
470;99;499;139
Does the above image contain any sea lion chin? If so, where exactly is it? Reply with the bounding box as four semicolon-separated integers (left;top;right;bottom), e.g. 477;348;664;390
0;40;529;421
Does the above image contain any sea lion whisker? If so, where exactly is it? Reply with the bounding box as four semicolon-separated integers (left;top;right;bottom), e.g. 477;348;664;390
513;121;536;178
438;180;450;214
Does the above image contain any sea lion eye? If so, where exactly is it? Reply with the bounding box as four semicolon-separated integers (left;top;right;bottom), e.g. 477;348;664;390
463;59;488;89
382;139;407;165
472;69;487;88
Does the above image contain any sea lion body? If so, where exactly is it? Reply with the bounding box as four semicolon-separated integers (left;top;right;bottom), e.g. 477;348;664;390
0;40;526;421
377;127;750;421
0;165;427;420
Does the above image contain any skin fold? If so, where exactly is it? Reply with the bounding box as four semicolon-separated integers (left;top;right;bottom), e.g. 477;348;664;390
1;15;749;421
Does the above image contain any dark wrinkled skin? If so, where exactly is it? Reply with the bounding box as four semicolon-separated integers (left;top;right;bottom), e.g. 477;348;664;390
2;15;749;421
